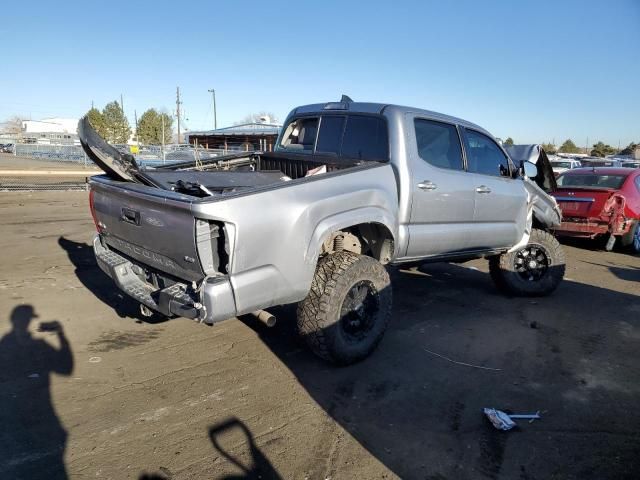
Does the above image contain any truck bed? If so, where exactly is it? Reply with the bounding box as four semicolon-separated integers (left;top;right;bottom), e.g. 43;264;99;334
140;152;364;197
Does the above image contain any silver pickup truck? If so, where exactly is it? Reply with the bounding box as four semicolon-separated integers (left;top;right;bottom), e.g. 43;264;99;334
81;98;564;364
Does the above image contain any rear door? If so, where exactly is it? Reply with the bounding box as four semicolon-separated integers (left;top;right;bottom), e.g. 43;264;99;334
405;117;476;257
462;128;528;249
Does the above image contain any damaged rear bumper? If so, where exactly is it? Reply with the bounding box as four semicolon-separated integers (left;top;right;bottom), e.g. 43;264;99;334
553;217;632;239
93;236;236;324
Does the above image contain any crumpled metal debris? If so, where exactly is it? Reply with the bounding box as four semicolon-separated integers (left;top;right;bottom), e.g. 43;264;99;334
483;408;541;431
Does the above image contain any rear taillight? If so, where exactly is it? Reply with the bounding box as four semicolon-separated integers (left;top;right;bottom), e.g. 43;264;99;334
604;193;626;215
88;189;102;232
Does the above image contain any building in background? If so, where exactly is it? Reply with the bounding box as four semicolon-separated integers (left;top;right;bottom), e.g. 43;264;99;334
21;118;79;145
186;121;281;152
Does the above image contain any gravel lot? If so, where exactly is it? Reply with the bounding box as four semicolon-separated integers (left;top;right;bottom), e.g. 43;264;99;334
0;191;638;480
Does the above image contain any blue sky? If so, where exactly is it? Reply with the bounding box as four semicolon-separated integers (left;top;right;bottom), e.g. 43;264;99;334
1;0;638;147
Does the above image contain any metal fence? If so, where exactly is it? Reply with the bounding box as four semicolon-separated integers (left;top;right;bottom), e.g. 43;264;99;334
0;143;240;191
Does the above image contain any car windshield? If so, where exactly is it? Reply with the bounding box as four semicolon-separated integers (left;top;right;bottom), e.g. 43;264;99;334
551;161;572;169
557;173;627;189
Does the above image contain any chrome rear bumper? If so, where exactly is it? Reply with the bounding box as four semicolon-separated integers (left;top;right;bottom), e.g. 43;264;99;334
93;235;236;324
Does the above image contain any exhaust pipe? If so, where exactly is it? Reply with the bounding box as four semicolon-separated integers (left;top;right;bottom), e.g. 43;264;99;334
139;304;154;318
250;309;276;327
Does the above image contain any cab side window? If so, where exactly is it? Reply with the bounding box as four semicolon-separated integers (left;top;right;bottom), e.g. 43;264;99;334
464;129;510;177
414;119;464;170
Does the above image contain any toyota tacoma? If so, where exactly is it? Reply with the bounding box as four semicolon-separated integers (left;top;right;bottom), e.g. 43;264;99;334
80;97;565;364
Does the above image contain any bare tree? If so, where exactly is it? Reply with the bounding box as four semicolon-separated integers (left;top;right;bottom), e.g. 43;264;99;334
0;116;24;138
235;111;278;125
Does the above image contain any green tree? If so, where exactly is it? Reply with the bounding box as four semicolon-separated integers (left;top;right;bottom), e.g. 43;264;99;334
137;109;173;145
85;107;107;138
590;141;616;158
541;142;556;154
619;142;638;156
102;101;131;144
504;137;514;146
559;139;580;154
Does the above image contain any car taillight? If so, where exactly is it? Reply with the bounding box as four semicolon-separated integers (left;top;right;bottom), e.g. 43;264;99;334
88;189;103;233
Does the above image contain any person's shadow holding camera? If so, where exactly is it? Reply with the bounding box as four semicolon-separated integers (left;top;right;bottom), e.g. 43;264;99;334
0;305;73;479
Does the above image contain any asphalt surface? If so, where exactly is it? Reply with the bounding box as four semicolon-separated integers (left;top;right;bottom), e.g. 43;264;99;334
0;191;638;480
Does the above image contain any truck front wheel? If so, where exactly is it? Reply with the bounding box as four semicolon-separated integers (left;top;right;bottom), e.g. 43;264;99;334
297;251;392;365
489;228;565;296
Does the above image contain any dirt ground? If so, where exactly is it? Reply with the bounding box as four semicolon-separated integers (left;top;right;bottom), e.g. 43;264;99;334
0;191;638;480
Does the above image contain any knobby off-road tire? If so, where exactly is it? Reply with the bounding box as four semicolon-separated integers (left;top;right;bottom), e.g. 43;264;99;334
489;228;565;296
296;251;392;365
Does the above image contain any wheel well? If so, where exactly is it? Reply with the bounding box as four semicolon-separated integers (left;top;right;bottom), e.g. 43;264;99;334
532;216;546;231
321;223;394;264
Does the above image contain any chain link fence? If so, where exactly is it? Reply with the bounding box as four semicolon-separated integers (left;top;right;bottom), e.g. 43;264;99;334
0;143;235;191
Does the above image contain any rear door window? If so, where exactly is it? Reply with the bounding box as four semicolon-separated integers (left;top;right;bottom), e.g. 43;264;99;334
279;117;319;152
341;115;388;161
316;116;346;154
414;119;464;170
464;129;510;177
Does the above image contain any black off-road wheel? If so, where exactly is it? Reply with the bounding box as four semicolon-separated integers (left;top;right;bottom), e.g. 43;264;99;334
489;228;565;296
296;251;392;365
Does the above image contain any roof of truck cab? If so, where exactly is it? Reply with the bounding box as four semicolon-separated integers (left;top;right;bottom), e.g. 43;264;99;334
291;101;489;135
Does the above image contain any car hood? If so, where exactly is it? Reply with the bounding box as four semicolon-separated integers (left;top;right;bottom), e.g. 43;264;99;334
504;144;558;192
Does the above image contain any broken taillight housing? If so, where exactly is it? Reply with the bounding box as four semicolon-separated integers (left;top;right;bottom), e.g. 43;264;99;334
88;189;104;233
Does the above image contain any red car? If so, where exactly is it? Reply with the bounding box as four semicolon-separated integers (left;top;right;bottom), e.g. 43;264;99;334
552;167;640;253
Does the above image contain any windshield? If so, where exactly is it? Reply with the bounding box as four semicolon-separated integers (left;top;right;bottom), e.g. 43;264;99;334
557;173;627;189
551;161;572;169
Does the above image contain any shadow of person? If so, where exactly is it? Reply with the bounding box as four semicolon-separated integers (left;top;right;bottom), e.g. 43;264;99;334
57;236;163;323
0;305;73;479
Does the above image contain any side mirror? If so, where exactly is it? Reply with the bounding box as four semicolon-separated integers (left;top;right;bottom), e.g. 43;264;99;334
522;161;538;178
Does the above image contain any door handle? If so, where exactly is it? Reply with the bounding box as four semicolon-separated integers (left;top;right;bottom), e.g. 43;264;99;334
121;207;140;225
476;185;492;194
418;181;437;191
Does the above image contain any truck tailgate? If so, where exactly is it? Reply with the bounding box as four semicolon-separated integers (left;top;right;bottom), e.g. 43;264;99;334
91;179;205;282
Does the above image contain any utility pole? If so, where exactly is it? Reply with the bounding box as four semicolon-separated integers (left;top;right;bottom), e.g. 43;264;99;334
208;88;217;130
120;94;124;112
161;114;166;163
176;86;182;144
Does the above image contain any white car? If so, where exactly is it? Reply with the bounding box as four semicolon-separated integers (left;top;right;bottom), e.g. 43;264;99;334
550;159;581;177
